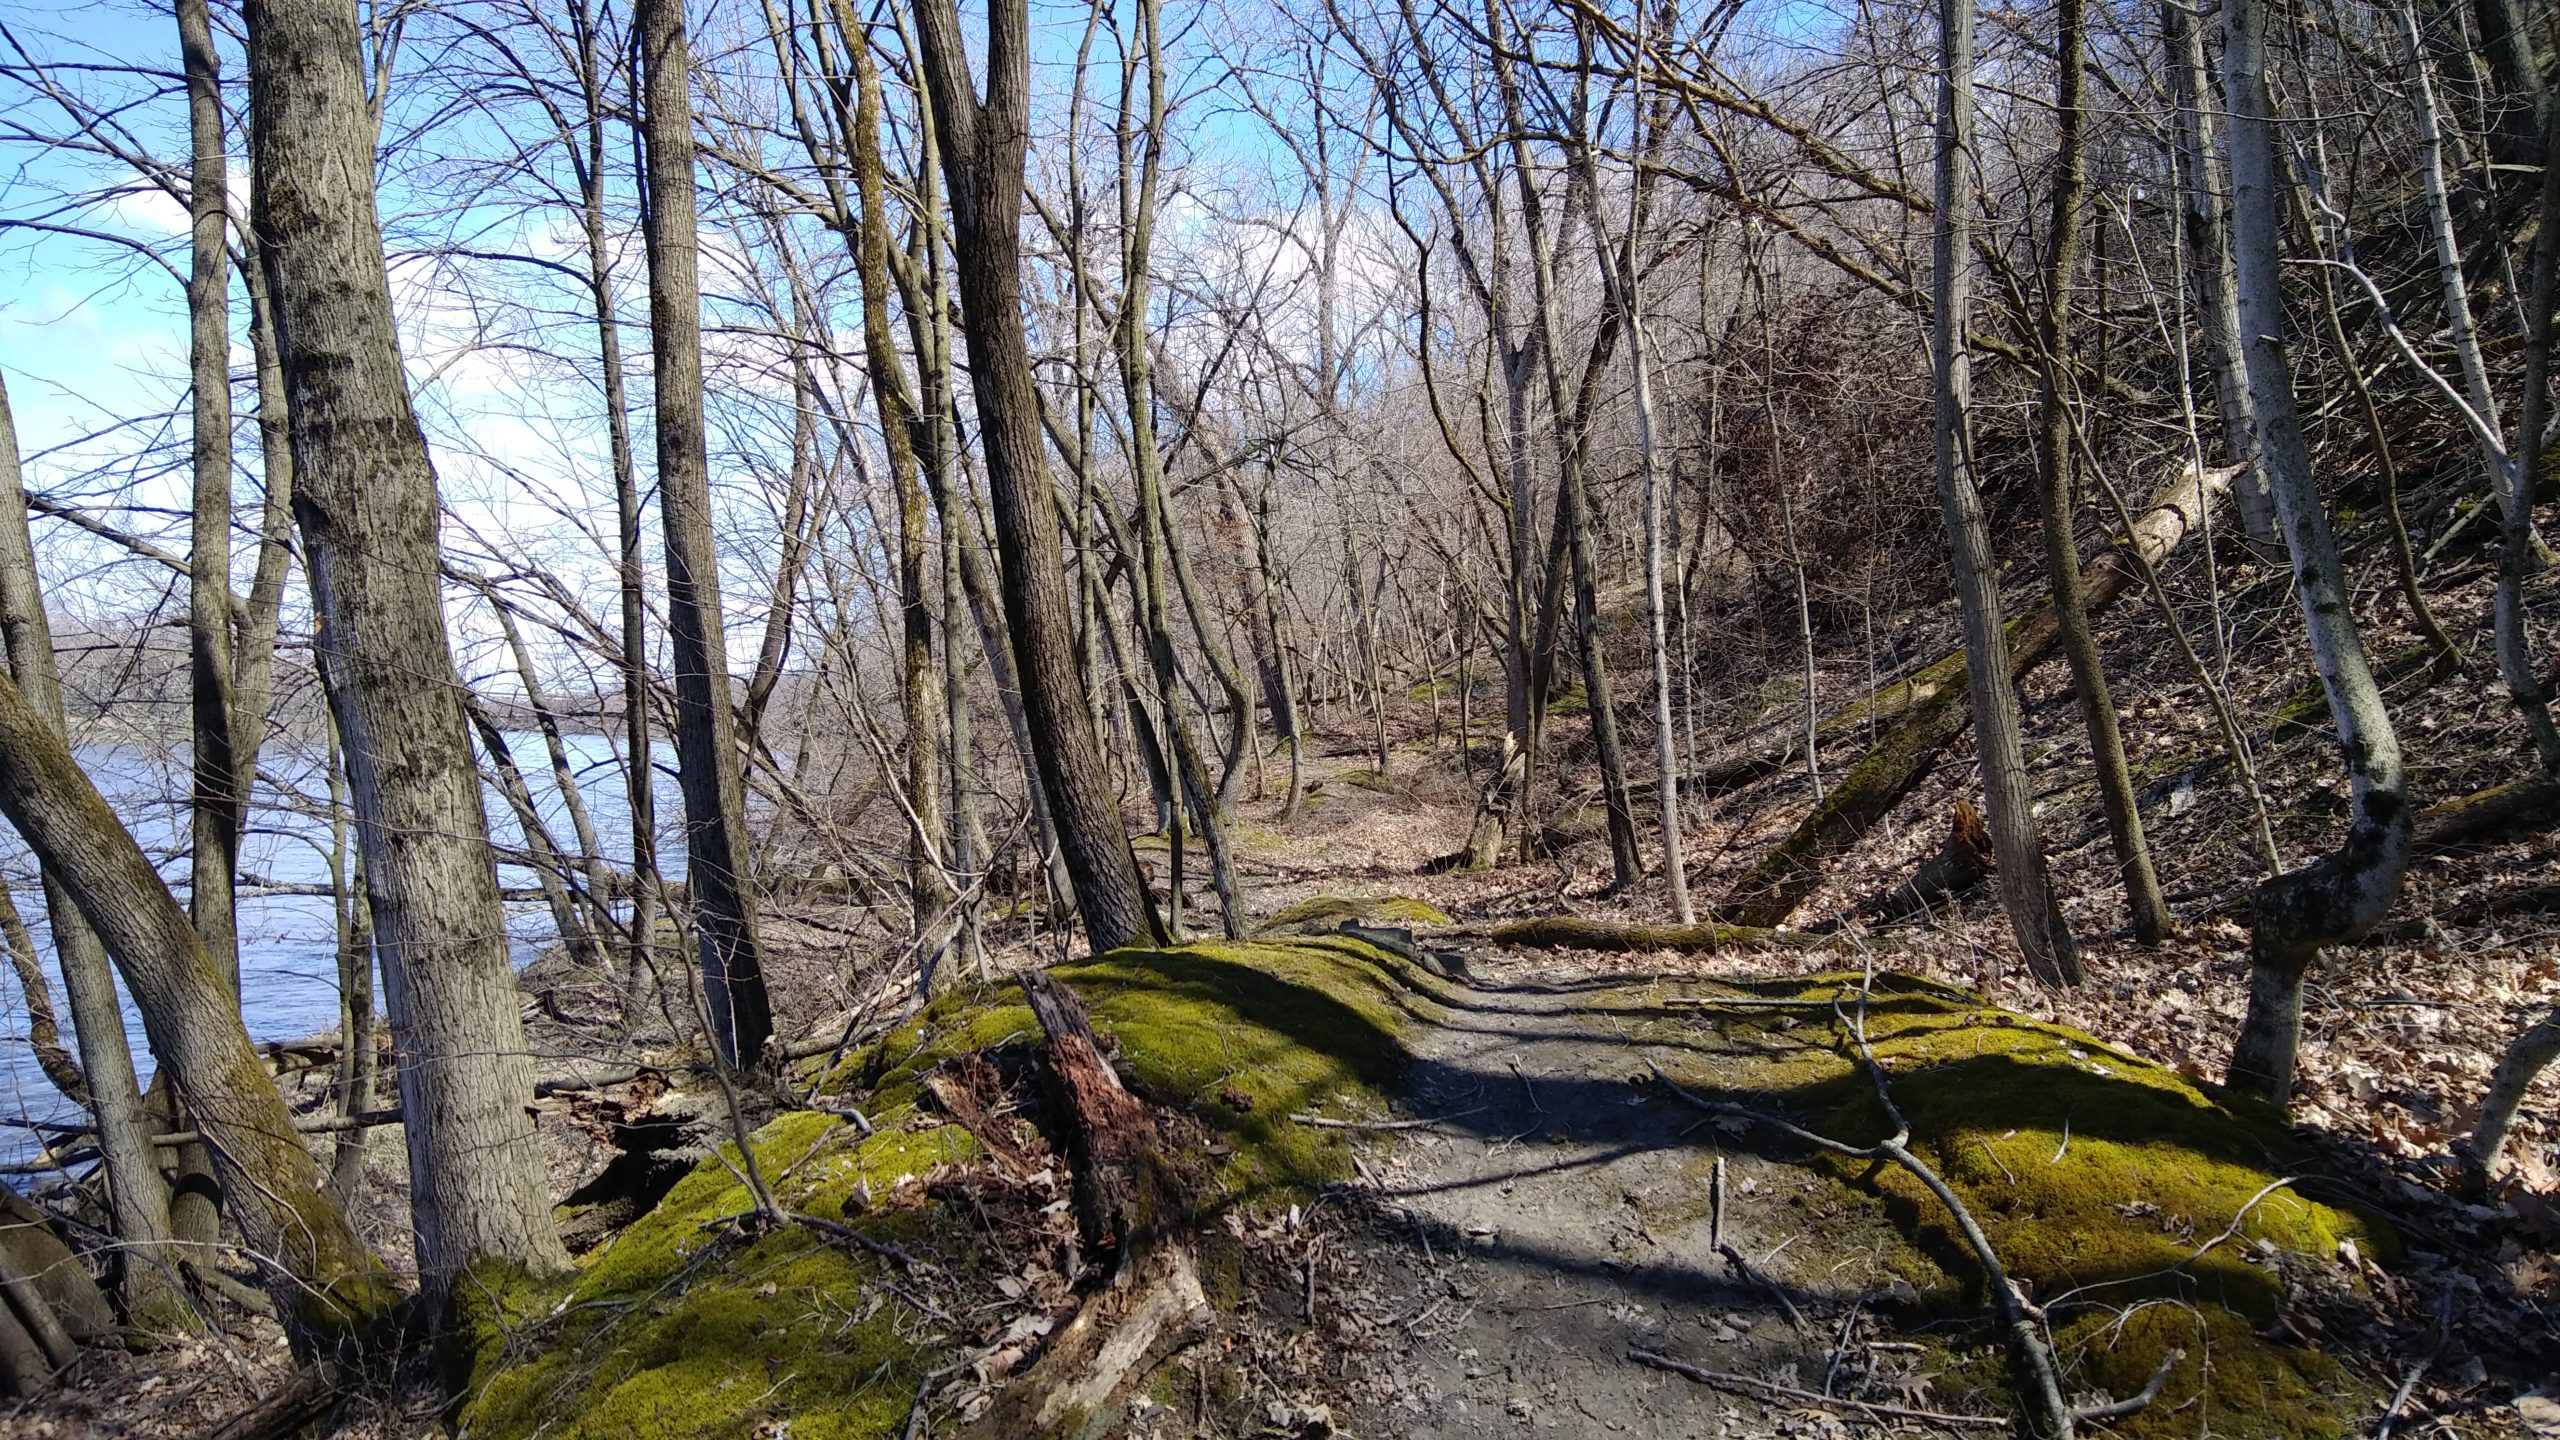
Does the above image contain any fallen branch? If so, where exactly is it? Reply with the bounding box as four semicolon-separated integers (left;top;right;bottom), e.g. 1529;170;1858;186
2069;1348;2183;1424
1627;1348;2009;1430
1644;970;2080;1438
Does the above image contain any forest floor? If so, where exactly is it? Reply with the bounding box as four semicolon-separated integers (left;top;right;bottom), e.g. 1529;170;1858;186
14;547;2560;1438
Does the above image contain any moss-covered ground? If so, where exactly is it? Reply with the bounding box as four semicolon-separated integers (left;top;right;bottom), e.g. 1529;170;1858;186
1645;971;2392;1439
455;936;1438;1440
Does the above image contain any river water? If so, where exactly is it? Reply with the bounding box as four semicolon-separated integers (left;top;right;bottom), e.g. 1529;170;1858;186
0;732;680;1166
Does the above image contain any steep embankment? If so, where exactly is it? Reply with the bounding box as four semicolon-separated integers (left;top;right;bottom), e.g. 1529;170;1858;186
457;933;2389;1439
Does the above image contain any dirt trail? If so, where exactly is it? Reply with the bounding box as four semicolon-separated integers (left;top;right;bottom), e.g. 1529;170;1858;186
1316;951;1936;1437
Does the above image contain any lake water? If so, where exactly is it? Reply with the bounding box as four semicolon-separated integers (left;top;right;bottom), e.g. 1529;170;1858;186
0;732;680;1167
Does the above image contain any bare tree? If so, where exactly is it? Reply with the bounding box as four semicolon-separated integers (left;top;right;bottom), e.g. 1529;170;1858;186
246;0;571;1283
636;0;777;1066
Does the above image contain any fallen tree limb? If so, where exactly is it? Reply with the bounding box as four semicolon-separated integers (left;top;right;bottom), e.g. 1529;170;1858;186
1464;915;1840;952
1628;1348;2008;1430
1719;462;2236;927
1644;970;2081;1438
1839;800;1994;930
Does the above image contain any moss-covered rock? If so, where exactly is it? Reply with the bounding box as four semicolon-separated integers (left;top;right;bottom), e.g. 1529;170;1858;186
1251;893;1453;938
1650;973;2392;1439
457;937;1437;1440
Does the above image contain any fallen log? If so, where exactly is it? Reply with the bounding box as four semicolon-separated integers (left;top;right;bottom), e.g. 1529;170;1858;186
1719;461;2236;927
1465;915;1838;953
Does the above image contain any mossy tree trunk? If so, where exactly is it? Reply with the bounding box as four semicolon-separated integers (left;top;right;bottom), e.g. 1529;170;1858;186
0;663;395;1344
0;375;186;1331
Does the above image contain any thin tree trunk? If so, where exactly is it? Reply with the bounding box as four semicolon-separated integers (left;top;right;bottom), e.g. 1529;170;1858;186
2034;0;2171;945
0;374;185;1329
180;0;243;989
1933;0;2080;985
636;0;776;1068
844;36;954;978
324;711;374;1203
910;0;1163;954
2161;0;2278;541
2394;0;2560;769
564;0;661;1027
2222;0;2414;1104
246;0;570;1284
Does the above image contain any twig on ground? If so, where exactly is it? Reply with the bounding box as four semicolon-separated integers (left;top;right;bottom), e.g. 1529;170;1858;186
1628;1349;2009;1430
1288;1109;1476;1131
1642;955;2079;1438
2070;1348;2184;1424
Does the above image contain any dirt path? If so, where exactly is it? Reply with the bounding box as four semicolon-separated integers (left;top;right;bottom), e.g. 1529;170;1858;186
1316;952;1937;1437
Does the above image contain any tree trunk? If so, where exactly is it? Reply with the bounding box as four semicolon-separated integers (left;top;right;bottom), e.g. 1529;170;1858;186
2034;0;2171;945
0;667;393;1344
910;0;1162;955
1932;0;2079;985
246;0;570;1285
842;37;954;979
2161;0;2277;541
563;0;661;1025
0;374;186;1329
2222;0;2414;1105
636;0;777;1069
181;0;244;989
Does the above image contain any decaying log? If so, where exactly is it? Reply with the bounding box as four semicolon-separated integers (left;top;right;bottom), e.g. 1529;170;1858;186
984;974;1211;1439
2414;776;2560;853
1720;461;2235;926
1850;800;1995;929
1021;972;1164;1270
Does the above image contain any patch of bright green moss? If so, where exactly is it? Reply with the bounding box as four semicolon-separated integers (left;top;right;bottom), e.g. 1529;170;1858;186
1654;972;2391;1439
1252;893;1452;937
457;1112;977;1440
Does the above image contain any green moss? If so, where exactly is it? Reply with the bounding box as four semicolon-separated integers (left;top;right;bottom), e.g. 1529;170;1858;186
1654;973;2390;1439
457;1110;971;1440
463;938;1439;1440
1253;894;1452;937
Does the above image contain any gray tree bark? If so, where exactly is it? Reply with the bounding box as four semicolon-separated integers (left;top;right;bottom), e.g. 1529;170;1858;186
1933;0;2080;985
2222;0;2414;1104
246;0;570;1283
636;0;777;1067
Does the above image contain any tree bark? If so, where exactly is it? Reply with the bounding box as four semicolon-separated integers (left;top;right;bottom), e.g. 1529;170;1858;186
246;0;570;1284
0;667;393;1343
180;0;244;988
2160;0;2276;541
842;34;954;976
2222;0;2414;1105
909;0;1163;955
1932;0;2079;985
636;0;777;1069
0;373;186;1328
2034;0;2170;945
